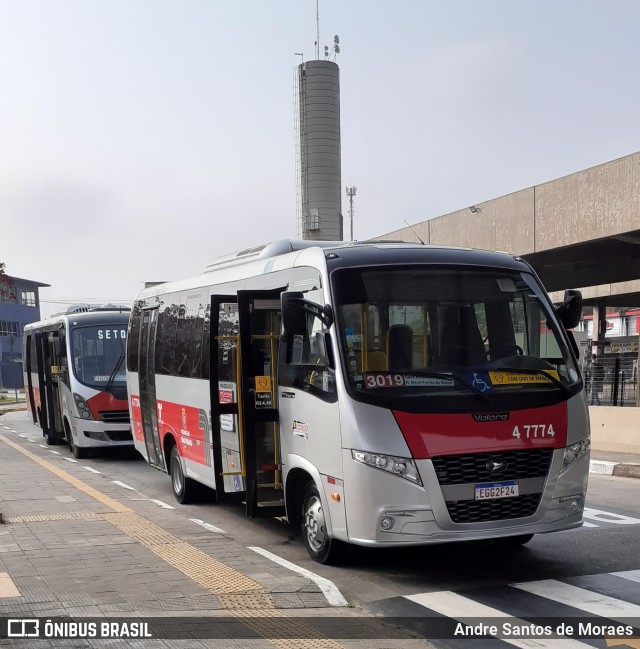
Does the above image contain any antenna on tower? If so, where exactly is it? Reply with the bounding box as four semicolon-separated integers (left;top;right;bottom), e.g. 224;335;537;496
315;0;320;60
328;35;340;60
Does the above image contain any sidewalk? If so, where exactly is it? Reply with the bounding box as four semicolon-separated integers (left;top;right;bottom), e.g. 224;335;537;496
590;449;640;479
0;416;426;648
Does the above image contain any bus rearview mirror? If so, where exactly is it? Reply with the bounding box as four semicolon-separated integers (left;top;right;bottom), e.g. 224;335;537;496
555;289;582;330
281;292;334;334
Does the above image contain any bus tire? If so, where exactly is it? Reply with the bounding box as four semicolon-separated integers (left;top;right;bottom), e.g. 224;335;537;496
71;439;87;460
301;482;346;564
170;445;196;504
65;421;87;459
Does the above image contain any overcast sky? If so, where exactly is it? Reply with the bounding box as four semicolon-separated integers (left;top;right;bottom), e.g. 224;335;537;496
1;0;639;318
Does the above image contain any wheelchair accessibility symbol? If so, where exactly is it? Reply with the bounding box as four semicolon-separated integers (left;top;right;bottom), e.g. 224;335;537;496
472;372;491;393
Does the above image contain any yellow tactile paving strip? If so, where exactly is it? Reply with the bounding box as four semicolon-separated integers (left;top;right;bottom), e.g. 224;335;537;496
0;434;129;513
0;572;21;598
102;511;267;596
0;433;347;648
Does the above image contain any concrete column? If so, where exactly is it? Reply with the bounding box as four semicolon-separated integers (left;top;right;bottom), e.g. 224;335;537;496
636;329;640;407
592;303;607;358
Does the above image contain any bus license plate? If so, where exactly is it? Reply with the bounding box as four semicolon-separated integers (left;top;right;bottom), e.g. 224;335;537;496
475;481;518;500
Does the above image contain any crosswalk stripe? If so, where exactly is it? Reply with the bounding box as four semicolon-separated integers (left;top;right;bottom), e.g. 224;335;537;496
511;579;640;620
405;591;591;648
610;569;640;584
582;507;640;525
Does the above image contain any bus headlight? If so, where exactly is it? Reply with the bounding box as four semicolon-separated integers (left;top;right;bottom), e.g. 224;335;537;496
351;450;422;486
73;393;94;420
562;438;590;472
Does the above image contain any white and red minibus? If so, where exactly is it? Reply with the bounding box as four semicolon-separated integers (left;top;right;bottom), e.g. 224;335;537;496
126;240;589;563
23;305;132;458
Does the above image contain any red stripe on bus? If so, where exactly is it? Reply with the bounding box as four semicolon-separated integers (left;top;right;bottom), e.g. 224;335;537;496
156;400;206;465
392;403;568;459
85;390;129;420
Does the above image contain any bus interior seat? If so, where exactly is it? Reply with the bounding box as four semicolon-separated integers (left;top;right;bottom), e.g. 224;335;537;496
441;306;487;366
388;325;414;370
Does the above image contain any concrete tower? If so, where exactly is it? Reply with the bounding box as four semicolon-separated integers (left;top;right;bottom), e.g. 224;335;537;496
295;59;343;241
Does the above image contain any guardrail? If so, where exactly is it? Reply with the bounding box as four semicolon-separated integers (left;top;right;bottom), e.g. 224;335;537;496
581;356;638;407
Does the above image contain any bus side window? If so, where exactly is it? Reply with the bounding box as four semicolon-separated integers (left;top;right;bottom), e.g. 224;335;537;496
280;293;336;400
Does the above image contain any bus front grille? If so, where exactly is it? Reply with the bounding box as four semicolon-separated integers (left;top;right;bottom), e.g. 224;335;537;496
446;493;542;523
432;448;553;485
431;449;553;523
99;410;130;423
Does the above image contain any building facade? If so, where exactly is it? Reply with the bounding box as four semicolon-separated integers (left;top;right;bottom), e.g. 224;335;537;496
0;273;49;389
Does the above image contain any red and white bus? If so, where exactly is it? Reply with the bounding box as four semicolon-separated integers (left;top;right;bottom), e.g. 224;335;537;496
23;305;132;458
126;240;590;563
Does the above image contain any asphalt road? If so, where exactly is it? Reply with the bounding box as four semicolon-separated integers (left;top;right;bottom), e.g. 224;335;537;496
3;409;640;648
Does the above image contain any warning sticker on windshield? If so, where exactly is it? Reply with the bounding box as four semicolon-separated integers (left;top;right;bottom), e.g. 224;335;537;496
489;370;559;385
496;278;516;292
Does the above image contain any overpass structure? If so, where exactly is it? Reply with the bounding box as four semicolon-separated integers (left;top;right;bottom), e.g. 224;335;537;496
375;151;640;305
375;151;640;402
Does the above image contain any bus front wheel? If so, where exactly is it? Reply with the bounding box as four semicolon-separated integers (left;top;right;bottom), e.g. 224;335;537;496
301;482;346;564
69;433;87;460
170;446;196;504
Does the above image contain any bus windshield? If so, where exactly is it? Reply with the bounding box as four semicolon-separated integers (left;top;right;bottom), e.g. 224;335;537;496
71;324;127;389
332;265;580;409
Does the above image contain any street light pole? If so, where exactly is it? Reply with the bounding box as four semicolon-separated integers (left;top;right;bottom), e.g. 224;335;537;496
346;185;357;242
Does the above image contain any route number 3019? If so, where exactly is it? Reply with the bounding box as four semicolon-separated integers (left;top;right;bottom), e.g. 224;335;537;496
512;424;555;439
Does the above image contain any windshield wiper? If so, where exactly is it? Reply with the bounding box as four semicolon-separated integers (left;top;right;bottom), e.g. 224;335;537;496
489;367;571;395
400;370;490;402
105;351;125;393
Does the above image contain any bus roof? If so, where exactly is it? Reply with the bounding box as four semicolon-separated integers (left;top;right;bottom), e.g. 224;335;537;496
24;309;131;332
134;239;529;302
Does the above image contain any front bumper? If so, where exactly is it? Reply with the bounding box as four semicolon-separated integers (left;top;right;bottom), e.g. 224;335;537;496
340;447;589;546
71;416;133;448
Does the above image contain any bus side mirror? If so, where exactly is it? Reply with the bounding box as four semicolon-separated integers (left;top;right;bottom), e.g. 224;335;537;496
555;289;582;330
281;291;333;333
282;292;307;335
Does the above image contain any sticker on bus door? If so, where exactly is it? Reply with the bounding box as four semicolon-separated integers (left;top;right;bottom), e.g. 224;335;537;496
254;376;273;409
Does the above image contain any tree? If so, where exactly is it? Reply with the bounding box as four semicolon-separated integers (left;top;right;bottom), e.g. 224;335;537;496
0;262;5;274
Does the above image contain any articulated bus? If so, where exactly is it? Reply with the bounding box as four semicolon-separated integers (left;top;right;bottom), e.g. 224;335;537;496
23;305;133;458
126;240;589;563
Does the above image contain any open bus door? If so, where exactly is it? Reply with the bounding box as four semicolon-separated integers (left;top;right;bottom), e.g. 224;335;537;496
24;333;37;424
35;330;63;444
139;308;163;468
210;290;284;517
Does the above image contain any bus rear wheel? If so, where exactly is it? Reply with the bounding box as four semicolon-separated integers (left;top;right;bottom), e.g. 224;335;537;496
170;445;196;504
301;482;346;564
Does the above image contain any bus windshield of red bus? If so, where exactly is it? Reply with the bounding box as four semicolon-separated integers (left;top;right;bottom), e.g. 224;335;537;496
332;266;581;407
71;325;127;390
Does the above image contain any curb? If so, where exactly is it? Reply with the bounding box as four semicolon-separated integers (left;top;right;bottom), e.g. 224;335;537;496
0;406;27;416
590;460;640;479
